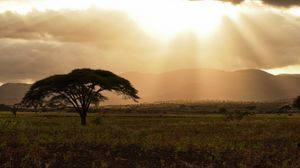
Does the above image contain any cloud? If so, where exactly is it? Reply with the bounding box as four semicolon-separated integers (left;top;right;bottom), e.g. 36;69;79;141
0;9;152;49
220;0;300;7
219;0;244;5
0;39;95;81
0;9;159;82
0;6;300;83
260;0;300;7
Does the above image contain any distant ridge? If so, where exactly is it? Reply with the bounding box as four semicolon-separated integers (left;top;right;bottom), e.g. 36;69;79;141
234;69;275;77
0;83;31;105
116;68;300;104
0;69;300;105
277;74;300;77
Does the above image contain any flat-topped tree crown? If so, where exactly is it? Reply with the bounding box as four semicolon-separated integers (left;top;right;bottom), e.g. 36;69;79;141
22;68;139;125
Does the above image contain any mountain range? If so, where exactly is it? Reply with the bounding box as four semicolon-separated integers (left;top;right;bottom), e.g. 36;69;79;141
0;83;31;105
1;69;300;105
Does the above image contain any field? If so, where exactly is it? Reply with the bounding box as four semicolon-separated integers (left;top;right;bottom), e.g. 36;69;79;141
1;111;300;168
98;101;292;114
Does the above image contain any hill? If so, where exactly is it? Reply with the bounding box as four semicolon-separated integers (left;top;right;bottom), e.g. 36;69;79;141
115;69;300;104
1;69;300;105
0;83;31;105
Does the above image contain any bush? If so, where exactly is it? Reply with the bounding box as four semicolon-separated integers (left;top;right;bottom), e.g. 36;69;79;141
293;96;300;110
0;104;11;111
245;106;256;111
223;111;252;121
219;107;227;113
278;105;292;113
91;117;103;125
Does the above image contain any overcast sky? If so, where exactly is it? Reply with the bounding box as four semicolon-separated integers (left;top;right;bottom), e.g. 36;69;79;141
0;0;300;83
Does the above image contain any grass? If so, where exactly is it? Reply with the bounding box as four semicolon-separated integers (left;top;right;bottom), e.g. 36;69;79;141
1;112;300;167
98;100;294;114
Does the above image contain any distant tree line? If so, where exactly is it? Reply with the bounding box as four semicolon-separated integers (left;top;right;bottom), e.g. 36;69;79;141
0;104;11;111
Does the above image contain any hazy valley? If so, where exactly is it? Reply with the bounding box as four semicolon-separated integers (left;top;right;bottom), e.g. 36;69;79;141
2;68;300;105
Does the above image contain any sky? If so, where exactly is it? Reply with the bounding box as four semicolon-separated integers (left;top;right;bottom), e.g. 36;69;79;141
0;0;300;83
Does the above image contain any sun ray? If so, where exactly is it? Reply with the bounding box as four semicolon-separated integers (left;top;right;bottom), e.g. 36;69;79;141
0;0;240;41
226;12;278;68
123;0;239;39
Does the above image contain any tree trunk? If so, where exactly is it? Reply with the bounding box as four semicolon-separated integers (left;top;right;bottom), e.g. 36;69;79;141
80;112;87;126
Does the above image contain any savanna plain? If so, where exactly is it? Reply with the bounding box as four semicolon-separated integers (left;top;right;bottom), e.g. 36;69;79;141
1;102;300;168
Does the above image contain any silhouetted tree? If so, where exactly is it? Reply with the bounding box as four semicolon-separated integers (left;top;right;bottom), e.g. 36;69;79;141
278;105;292;113
21;89;45;113
22;68;139;125
293;96;300;110
11;103;20;117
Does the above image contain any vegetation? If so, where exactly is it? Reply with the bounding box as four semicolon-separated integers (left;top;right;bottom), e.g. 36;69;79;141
11;104;20;118
0;104;11;112
223;111;253;121
94;100;297;115
0;75;299;167
279;105;292;113
293;96;300;110
1;112;300;167
22;68;139;125
1;100;295;115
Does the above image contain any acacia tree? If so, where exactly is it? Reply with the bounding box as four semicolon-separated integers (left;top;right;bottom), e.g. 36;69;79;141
22;90;46;113
22;68;139;125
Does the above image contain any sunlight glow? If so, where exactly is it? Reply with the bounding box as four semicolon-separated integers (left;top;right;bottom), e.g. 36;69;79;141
289;8;300;16
265;65;300;75
122;0;239;39
0;0;239;39
19;79;35;84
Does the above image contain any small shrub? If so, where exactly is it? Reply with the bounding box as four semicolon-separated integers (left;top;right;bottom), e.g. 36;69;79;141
219;107;227;113
278;105;292;113
293;96;300;110
223;111;252;121
179;104;187;109
91;117;103;125
245;106;256;111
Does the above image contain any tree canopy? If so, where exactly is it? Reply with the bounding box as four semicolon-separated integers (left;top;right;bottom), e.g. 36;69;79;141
22;68;139;125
